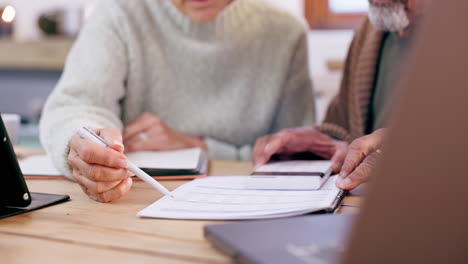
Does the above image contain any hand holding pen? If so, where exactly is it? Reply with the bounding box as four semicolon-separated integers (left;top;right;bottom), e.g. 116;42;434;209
68;127;174;203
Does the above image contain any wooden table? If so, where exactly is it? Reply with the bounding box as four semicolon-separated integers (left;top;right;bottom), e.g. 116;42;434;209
0;161;362;264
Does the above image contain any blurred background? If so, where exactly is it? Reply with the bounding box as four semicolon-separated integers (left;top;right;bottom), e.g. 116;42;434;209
0;0;368;148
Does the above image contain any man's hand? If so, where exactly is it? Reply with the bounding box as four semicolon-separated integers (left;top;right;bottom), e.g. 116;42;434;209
123;113;207;152
68;127;133;203
253;127;348;172
336;128;387;190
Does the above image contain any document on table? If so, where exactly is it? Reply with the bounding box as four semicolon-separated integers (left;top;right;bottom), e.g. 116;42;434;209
19;154;62;176
137;175;344;220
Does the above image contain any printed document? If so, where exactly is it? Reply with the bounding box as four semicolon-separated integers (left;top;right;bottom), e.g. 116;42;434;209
138;175;342;220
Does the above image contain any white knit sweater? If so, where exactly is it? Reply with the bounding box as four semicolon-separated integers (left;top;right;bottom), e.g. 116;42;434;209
39;0;316;178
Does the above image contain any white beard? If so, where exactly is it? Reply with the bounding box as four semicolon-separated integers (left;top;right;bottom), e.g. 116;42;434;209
368;3;410;32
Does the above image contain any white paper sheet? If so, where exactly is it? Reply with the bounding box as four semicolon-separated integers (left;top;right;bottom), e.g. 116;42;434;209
126;148;204;170
245;175;324;190
137;176;341;220
250;160;333;190
254;160;333;173
19;155;62;176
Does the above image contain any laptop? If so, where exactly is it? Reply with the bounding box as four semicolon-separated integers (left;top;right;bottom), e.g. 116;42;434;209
205;0;468;263
0;114;70;219
205;214;353;264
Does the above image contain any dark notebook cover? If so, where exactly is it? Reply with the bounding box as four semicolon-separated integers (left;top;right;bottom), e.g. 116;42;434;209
205;214;353;264
0;192;70;219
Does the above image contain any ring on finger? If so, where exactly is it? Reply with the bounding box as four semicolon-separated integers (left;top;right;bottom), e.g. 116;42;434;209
138;132;148;141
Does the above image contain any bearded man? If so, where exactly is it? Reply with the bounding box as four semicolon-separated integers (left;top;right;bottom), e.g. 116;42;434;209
253;0;429;190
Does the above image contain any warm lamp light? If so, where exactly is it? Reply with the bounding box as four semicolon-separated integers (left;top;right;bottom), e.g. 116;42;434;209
1;5;16;23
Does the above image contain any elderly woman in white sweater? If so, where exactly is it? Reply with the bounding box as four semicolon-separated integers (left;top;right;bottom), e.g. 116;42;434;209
40;0;315;202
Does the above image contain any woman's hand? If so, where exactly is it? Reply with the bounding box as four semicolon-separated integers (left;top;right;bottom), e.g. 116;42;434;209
336;128;387;190
253;127;348;172
68;127;133;203
123;113;207;152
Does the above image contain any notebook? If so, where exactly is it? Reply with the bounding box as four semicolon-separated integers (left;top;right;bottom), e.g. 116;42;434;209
19;147;208;180
204;214;353;264
251;160;333;190
126;148;208;178
137;175;345;220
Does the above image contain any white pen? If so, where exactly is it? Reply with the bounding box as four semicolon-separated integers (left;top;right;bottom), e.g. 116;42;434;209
77;127;175;198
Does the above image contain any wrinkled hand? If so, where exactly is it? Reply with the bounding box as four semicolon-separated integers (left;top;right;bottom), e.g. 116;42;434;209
68;127;133;203
253;127;348;172
123;112;207;152
336;128;387;190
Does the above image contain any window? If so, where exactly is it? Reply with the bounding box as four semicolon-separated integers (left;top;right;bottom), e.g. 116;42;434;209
329;0;369;13
305;0;368;29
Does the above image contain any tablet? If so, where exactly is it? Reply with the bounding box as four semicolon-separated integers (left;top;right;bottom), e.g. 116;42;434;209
0;114;32;207
0;114;70;219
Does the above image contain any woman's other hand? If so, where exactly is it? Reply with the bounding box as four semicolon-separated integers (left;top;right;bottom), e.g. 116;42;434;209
123;112;207;152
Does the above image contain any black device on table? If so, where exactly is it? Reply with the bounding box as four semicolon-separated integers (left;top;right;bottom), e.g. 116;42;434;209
0;114;69;219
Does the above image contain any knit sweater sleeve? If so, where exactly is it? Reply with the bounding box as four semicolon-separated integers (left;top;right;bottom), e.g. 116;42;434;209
316;30;360;142
39;0;127;179
204;30;315;161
